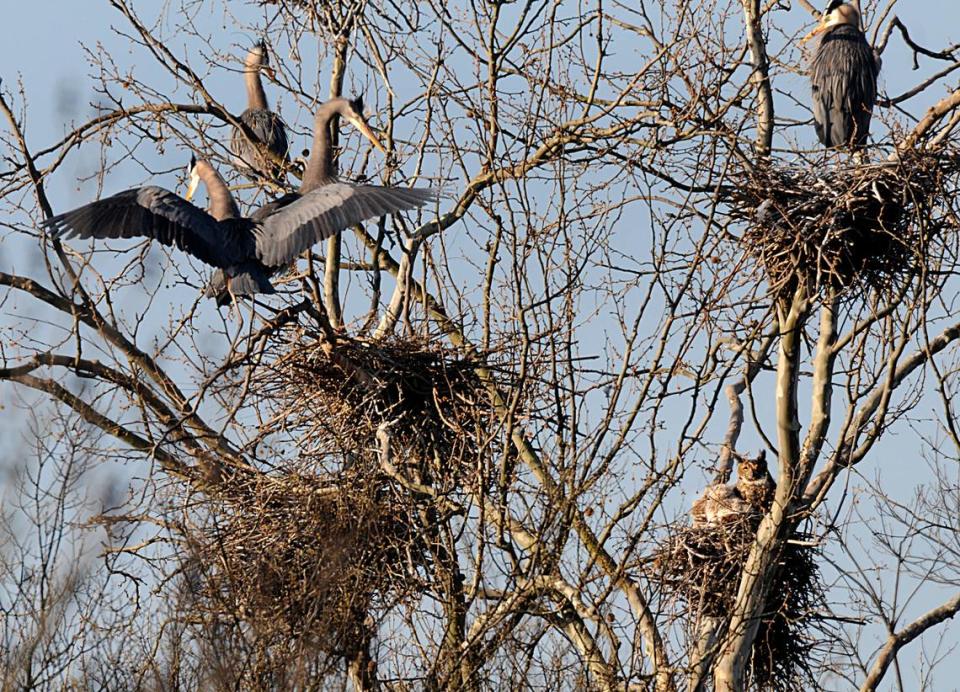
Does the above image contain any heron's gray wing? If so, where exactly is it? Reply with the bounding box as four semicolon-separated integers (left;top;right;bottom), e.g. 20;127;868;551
265;112;289;160
250;191;301;223
255;183;437;268
42;186;241;268
811;69;844;147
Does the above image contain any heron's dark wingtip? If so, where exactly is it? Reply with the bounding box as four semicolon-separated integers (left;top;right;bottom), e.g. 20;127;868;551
416;186;443;204
39;217;65;238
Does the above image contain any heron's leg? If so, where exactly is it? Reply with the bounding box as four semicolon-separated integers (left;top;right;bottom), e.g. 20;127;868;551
226;277;242;321
246;297;261;326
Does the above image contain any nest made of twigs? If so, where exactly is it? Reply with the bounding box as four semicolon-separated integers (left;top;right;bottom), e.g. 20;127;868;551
184;466;430;662
655;518;825;691
255;329;496;488
728;149;960;299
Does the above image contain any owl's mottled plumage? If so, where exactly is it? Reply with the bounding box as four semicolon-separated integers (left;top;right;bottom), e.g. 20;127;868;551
735;451;776;513
691;484;752;527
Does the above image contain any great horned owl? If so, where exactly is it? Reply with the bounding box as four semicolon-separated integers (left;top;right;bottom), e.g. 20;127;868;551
735;450;776;513
690;483;751;527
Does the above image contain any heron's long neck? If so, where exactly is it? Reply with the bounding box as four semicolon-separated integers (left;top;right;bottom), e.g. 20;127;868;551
301;105;338;193
244;60;269;111
199;164;241;220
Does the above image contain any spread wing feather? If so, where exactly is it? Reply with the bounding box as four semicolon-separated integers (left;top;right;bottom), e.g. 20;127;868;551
255;183;437;268
42;187;243;268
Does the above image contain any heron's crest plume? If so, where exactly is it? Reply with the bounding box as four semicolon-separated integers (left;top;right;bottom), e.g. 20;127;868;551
256;40;270;66
349;94;365;117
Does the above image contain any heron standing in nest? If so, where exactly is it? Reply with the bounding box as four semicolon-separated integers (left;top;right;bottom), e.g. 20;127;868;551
802;1;880;150
230;40;290;180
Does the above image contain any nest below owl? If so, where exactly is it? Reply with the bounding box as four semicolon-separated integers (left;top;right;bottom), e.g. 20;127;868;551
655;518;827;691
727;149;960;300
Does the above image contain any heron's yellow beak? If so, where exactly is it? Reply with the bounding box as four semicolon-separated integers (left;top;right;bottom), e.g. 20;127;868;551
800;19;831;45
801;4;860;45
185;171;201;202
348;114;388;154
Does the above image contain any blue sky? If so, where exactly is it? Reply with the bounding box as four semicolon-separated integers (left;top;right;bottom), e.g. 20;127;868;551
2;1;960;687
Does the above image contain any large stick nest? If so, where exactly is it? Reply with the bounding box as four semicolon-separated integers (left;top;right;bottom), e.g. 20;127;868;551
655;519;827;691
179;328;499;673
184;466;430;664
727;149;960;299
255;329;496;486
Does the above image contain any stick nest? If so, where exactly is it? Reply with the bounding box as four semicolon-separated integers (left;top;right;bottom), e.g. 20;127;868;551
180;329;499;674
185;466;429;664
655;519;826;691
728;150;960;299
257;330;496;486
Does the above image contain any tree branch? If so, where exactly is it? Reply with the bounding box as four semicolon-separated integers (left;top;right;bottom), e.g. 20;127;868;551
859;592;960;692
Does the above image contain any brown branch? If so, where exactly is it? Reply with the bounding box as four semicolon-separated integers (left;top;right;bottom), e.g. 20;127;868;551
798;298;838;481
740;0;774;159
804;318;960;505
795;0;819;18
896;68;960;152
107;0;290;176
859;592;960;692
881;61;960;107
876;17;958;64
714;287;809;691
0;352;229;474
0;271;247;467
10;373;192;480
323;16;355;330
354;195;674;691
714;327;777;483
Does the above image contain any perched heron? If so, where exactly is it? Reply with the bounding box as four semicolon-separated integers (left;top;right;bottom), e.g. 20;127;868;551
206;94;436;303
229;40;289;179
44;149;434;305
802;0;880;149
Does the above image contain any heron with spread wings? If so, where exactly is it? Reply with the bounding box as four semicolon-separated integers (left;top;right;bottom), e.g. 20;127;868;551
205;93;432;303
43;98;435;305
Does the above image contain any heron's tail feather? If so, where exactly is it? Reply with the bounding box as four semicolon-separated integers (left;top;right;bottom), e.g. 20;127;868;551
204;265;276;307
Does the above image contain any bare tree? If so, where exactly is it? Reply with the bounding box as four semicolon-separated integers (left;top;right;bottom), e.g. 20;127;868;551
3;0;960;689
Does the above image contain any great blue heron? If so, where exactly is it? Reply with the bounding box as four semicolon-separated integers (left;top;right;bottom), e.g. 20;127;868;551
802;1;880;149
43;149;434;304
206;94;436;303
229;40;289;179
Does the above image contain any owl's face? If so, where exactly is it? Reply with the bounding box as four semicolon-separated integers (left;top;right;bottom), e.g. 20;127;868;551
737;454;768;481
